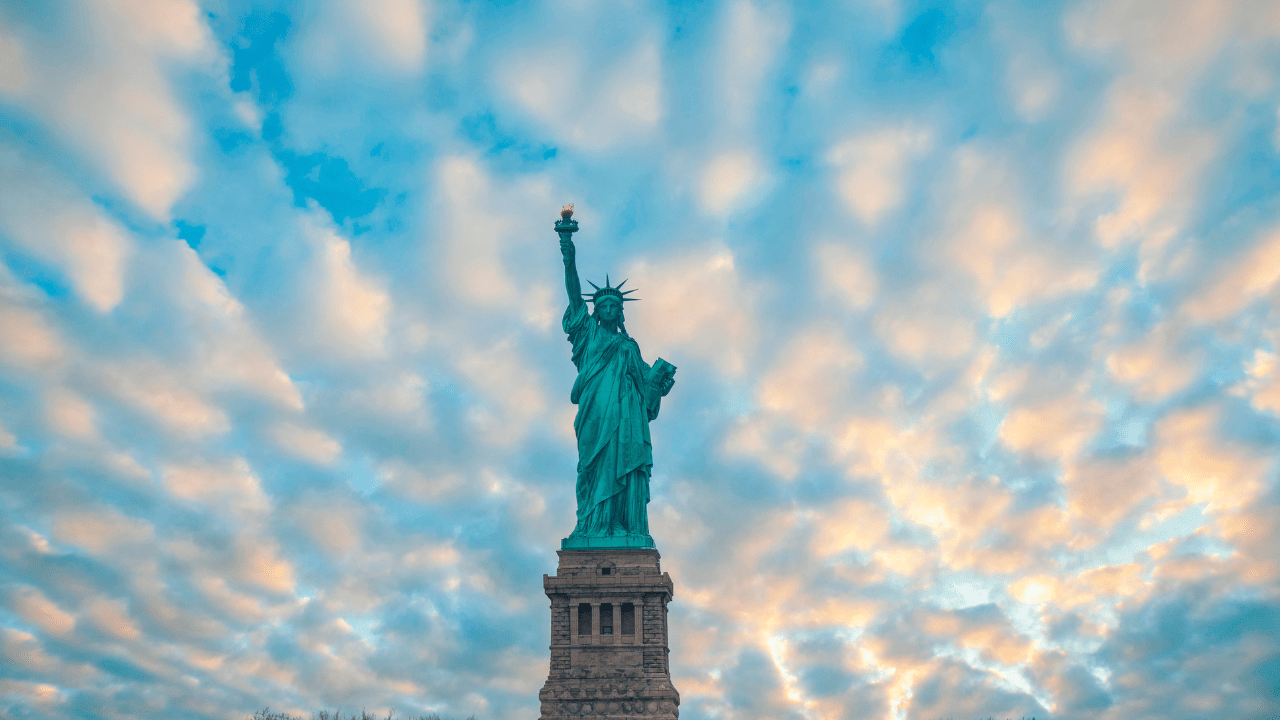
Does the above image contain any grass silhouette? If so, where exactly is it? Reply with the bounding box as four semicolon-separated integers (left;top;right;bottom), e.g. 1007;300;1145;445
249;710;476;720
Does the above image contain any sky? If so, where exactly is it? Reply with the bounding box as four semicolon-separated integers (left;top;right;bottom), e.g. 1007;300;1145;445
1;0;1279;718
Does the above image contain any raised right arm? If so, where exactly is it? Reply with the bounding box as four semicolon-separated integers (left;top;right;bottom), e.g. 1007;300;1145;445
561;235;585;310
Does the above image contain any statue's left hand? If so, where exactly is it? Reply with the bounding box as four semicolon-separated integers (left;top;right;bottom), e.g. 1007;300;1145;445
659;375;675;397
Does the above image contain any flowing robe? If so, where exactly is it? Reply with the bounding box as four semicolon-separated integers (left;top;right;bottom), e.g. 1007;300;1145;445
564;301;662;538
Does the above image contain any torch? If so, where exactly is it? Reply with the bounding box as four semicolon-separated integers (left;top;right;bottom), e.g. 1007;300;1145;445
555;203;578;239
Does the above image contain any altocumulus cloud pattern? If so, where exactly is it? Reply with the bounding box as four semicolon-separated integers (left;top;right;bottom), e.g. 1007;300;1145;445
1;1;1279;719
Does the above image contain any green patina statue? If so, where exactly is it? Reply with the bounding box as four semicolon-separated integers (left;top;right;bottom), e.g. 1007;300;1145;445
556;205;676;549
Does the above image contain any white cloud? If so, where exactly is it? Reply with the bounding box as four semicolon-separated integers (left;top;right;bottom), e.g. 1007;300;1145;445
1107;321;1200;402
828;126;931;225
0;301;64;370
1062;455;1161;531
758;328;863;432
801;60;842;99
0;0;215;219
101;359;230;437
340;372;430;427
432;156;572;327
170;244;303;410
84;597;141;640
1182;228;1280;323
1240;349;1280;415
815;242;878;310
456;339;548;447
270;422;343;465
1029;313;1072;349
718;0;790;128
297;0;429;75
998;394;1105;461
289;496;364;556
0;24;29;93
44;388;98;440
10;588;76;637
52;508;154;556
1153;407;1272;514
435;157;522;309
624;244;759;376
873;286;976;365
499;35;664;150
945;148;1100;317
700;151;765;215
305;219;392;357
162;457;270;518
229;534;296;594
1005;51;1060;121
0;142;133;312
1065;81;1216;252
1059;0;1277;266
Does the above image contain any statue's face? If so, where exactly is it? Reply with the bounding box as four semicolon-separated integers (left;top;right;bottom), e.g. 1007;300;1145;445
596;299;621;325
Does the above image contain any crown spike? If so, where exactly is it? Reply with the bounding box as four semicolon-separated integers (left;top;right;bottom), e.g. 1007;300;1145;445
616;279;628;290
587;280;600;291
621;289;638;295
605;274;611;288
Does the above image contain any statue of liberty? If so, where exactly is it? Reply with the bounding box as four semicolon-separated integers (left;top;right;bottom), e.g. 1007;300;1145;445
556;205;676;549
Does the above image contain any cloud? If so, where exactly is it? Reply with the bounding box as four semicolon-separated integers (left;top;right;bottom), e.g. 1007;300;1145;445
1106;321;1201;401
434;156;524;309
161;457;270;518
1005;51;1061;121
43;388;98;440
101;358;230;437
1152;406;1272;514
828;126;931;225
815;242;878;310
999;394;1104;461
8;587;76;637
1060;0;1274;267
0;142;132;312
286;495;364;556
297;0;429;75
304;218;392;357
757;328;863;432
497;30;664;150
624;243;759;376
700;151;766;215
52;508;155;557
0;301;64;371
0;0;215;219
1062;455;1162;532
944;148;1100;317
455;339;548;447
1182;227;1280;323
271;422;343;465
1240;349;1280;415
717;0;790;129
873;285;976;365
169;244;304;410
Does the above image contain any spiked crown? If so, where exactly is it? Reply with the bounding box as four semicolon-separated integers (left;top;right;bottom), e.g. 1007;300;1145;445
584;275;639;305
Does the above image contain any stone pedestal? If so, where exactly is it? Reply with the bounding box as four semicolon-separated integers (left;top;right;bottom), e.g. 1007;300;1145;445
538;548;680;719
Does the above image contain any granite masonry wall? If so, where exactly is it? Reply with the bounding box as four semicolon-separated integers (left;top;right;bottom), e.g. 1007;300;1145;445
537;548;680;719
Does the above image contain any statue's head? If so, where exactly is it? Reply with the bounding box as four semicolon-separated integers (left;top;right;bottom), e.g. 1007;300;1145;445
594;295;623;328
585;276;637;333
